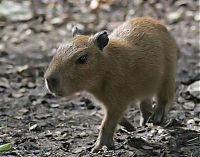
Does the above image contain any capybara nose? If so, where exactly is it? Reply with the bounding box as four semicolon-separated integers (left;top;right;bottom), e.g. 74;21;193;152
46;75;59;93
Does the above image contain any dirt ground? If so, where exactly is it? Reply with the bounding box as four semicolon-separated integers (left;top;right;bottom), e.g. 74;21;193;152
0;0;199;157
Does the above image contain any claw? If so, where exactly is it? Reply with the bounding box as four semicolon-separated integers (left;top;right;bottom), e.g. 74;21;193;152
91;140;115;153
148;108;165;125
91;143;103;153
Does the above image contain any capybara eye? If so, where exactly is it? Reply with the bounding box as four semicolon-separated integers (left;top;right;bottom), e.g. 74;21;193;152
76;54;88;64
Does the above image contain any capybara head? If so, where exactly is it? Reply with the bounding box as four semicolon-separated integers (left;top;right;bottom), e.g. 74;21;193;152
44;28;109;96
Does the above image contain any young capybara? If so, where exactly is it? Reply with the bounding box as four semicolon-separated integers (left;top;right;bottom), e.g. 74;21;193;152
44;17;177;152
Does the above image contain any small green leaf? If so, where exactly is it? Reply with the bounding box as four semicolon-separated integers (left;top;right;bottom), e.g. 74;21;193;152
0;143;12;152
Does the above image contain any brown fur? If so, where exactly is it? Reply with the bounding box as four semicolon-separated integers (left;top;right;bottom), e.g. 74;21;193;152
44;17;177;152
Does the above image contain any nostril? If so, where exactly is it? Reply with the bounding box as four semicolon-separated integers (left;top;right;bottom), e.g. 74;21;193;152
46;76;59;92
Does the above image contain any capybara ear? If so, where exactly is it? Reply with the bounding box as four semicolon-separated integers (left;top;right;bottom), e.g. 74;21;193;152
93;31;109;51
72;26;82;37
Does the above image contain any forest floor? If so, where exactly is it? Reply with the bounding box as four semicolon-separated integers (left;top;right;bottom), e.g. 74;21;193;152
0;0;199;156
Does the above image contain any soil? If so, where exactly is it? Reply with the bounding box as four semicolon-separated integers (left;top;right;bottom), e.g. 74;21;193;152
0;0;199;157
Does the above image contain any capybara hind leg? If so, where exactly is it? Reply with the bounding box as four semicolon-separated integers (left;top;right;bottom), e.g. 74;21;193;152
120;117;135;132
139;98;153;126
149;78;175;125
